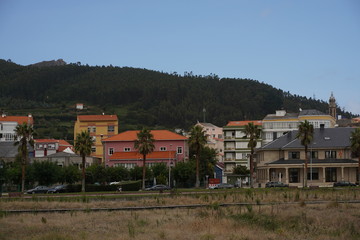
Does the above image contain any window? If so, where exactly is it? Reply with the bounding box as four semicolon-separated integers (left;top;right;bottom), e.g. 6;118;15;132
109;148;114;155
91;146;96;153
288;152;300;159
307;151;318;159
88;126;96;133
115;163;136;169
307;168;319;180
160;147;166;151
48;144;55;150
108;125;115;133
177;147;183;154
325;151;337;159
124;147;131;152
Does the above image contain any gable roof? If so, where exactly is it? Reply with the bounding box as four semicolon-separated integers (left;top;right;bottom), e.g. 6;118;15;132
77;115;118;122
226;120;262;127
260;127;355;150
110;151;176;160
0;115;33;125
103;130;187;142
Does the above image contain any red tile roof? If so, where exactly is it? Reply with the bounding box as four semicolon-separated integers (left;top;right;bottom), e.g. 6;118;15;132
104;130;187;142
226;120;262;126
77;115;118;121
0;115;33;125
110;151;176;160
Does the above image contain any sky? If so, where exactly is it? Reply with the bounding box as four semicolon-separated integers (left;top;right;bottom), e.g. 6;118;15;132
1;0;359;115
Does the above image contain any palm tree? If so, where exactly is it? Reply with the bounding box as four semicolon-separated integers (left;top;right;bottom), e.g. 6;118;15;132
134;128;155;190
350;128;360;184
74;131;94;192
14;123;35;192
189;125;207;188
242;122;261;188
296;120;314;188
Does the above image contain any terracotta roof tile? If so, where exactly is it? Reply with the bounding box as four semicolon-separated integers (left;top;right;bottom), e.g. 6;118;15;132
104;130;187;142
110;151;176;160
226;120;262;127
0;116;33;125
77;115;118;121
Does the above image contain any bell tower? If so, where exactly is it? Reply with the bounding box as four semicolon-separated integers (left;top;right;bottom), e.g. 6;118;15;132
329;92;337;119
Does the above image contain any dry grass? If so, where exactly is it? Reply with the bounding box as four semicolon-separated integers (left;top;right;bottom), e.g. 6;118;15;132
1;189;360;240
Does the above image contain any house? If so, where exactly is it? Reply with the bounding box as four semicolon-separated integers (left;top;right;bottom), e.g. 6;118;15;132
102;130;188;168
74;114;118;161
256;127;359;187
262;109;336;145
0;113;33;142
34;139;74;157
76;103;84;110
195;122;224;162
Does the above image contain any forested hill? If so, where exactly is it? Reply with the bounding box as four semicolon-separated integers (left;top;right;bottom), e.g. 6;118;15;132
0;59;353;139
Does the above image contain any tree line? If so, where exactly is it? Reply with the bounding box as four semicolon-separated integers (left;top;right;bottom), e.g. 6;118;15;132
0;59;354;141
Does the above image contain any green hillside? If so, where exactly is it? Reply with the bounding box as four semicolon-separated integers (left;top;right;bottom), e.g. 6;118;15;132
0;59;353;141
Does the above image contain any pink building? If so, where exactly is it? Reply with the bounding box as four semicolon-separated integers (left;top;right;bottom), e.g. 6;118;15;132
103;130;188;168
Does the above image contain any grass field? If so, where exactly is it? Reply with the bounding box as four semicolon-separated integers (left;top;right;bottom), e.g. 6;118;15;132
1;188;360;240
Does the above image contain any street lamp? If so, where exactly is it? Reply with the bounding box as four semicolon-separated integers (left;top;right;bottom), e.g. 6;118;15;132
169;144;172;187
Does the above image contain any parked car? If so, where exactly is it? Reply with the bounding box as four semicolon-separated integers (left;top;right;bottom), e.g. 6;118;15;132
265;181;289;188
47;185;68;193
333;181;356;187
214;183;234;189
25;186;50;194
144;185;171;191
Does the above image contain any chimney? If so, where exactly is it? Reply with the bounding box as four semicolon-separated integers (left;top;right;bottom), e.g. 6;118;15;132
1;113;6;118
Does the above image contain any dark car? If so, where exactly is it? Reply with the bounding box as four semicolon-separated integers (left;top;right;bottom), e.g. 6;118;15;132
214;183;234;189
47;185;68;193
333;181;356;187
265;181;289;188
144;185;171;191
25;186;50;194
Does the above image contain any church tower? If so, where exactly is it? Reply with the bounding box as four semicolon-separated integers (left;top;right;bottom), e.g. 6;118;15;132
329;92;337;119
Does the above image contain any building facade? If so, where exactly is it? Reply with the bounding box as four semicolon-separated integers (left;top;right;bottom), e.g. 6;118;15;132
0;113;33;142
103;130;188;169
74;115;118;161
223;121;262;174
256;127;359;187
195;122;224;162
262;109;336;145
34;139;74;157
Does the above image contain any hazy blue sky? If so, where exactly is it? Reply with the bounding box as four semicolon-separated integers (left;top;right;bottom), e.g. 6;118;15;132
1;0;359;115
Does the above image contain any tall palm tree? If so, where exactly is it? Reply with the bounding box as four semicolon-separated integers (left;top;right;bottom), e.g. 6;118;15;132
75;130;94;192
14;123;35;192
242;122;261;188
350;128;360;184
296;120;314;188
134;128;155;190
189;125;207;188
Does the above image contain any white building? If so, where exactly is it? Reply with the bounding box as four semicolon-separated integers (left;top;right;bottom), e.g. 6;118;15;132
0;113;33;142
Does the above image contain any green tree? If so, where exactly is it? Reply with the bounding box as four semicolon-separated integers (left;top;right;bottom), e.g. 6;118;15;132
32;161;61;186
86;164;106;184
74;130;94;192
198;146;217;180
173;161;196;188
296;120;314;188
59;165;81;184
233;165;250;175
134;128;155;190
105;166;129;182
350;128;360;184
242;122;261;188
151;163;168;185
189;125;207;188
14;123;35;192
